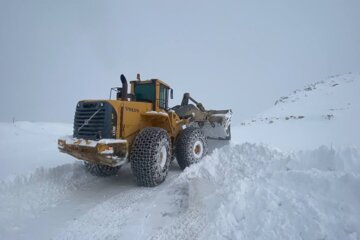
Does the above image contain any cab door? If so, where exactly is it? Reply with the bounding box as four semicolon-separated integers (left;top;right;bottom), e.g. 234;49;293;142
159;84;169;110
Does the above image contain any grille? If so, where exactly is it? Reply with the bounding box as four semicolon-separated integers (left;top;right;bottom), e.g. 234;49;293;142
73;101;115;140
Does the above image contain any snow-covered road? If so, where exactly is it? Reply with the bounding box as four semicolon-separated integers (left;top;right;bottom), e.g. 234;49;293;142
0;163;182;239
0;138;223;240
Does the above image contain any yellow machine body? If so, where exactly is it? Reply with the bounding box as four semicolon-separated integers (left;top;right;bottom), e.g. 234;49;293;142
58;78;187;167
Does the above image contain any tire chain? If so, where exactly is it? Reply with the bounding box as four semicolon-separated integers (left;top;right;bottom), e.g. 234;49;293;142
130;127;171;187
175;127;208;170
84;162;120;177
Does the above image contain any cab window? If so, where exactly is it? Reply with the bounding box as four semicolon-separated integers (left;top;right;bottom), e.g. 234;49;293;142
159;85;168;109
134;83;155;103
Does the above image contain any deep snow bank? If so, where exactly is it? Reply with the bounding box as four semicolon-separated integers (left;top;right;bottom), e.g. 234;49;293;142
0;162;93;238
0;121;73;180
178;143;360;240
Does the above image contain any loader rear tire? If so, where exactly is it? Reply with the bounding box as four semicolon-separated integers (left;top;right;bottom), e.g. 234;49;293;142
175;127;208;170
130;127;171;187
84;162;120;177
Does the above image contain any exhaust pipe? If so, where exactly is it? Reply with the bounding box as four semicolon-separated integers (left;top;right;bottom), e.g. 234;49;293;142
120;74;128;101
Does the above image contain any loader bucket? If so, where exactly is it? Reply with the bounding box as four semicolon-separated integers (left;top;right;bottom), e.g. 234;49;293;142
201;109;232;140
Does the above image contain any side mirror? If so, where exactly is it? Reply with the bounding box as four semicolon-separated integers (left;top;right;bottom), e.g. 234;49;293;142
170;89;174;99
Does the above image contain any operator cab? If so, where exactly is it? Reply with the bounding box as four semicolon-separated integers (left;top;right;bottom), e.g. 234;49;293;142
110;74;173;111
131;79;173;111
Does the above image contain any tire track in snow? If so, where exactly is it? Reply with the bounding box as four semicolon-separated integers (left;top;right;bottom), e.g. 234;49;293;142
0;140;226;240
150;209;207;240
55;169;182;240
52;141;227;240
0;162;179;240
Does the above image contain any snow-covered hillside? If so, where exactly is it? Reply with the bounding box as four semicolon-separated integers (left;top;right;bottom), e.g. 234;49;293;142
233;73;360;150
0;73;359;239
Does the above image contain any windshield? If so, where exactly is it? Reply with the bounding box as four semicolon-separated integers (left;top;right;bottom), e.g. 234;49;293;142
134;83;155;102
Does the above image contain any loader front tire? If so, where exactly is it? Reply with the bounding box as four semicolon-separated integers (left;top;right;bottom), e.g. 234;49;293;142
130;127;171;187
175;127;208;170
84;162;120;177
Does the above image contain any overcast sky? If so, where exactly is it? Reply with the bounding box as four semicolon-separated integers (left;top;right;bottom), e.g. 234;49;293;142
1;0;359;125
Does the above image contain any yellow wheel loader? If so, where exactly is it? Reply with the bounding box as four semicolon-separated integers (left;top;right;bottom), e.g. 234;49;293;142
58;74;232;187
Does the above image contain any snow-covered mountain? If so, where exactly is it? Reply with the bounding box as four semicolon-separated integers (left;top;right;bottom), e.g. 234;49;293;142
233;73;360;150
0;73;359;239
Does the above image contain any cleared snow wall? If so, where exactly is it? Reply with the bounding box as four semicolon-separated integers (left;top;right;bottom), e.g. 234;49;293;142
178;143;360;240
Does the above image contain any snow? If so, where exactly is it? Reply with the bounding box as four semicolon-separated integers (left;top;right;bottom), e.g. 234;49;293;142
145;111;169;117
179;144;360;239
0;122;74;181
232;73;360;151
59;135;127;148
98;139;127;144
99;149;114;154
0;73;359;239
